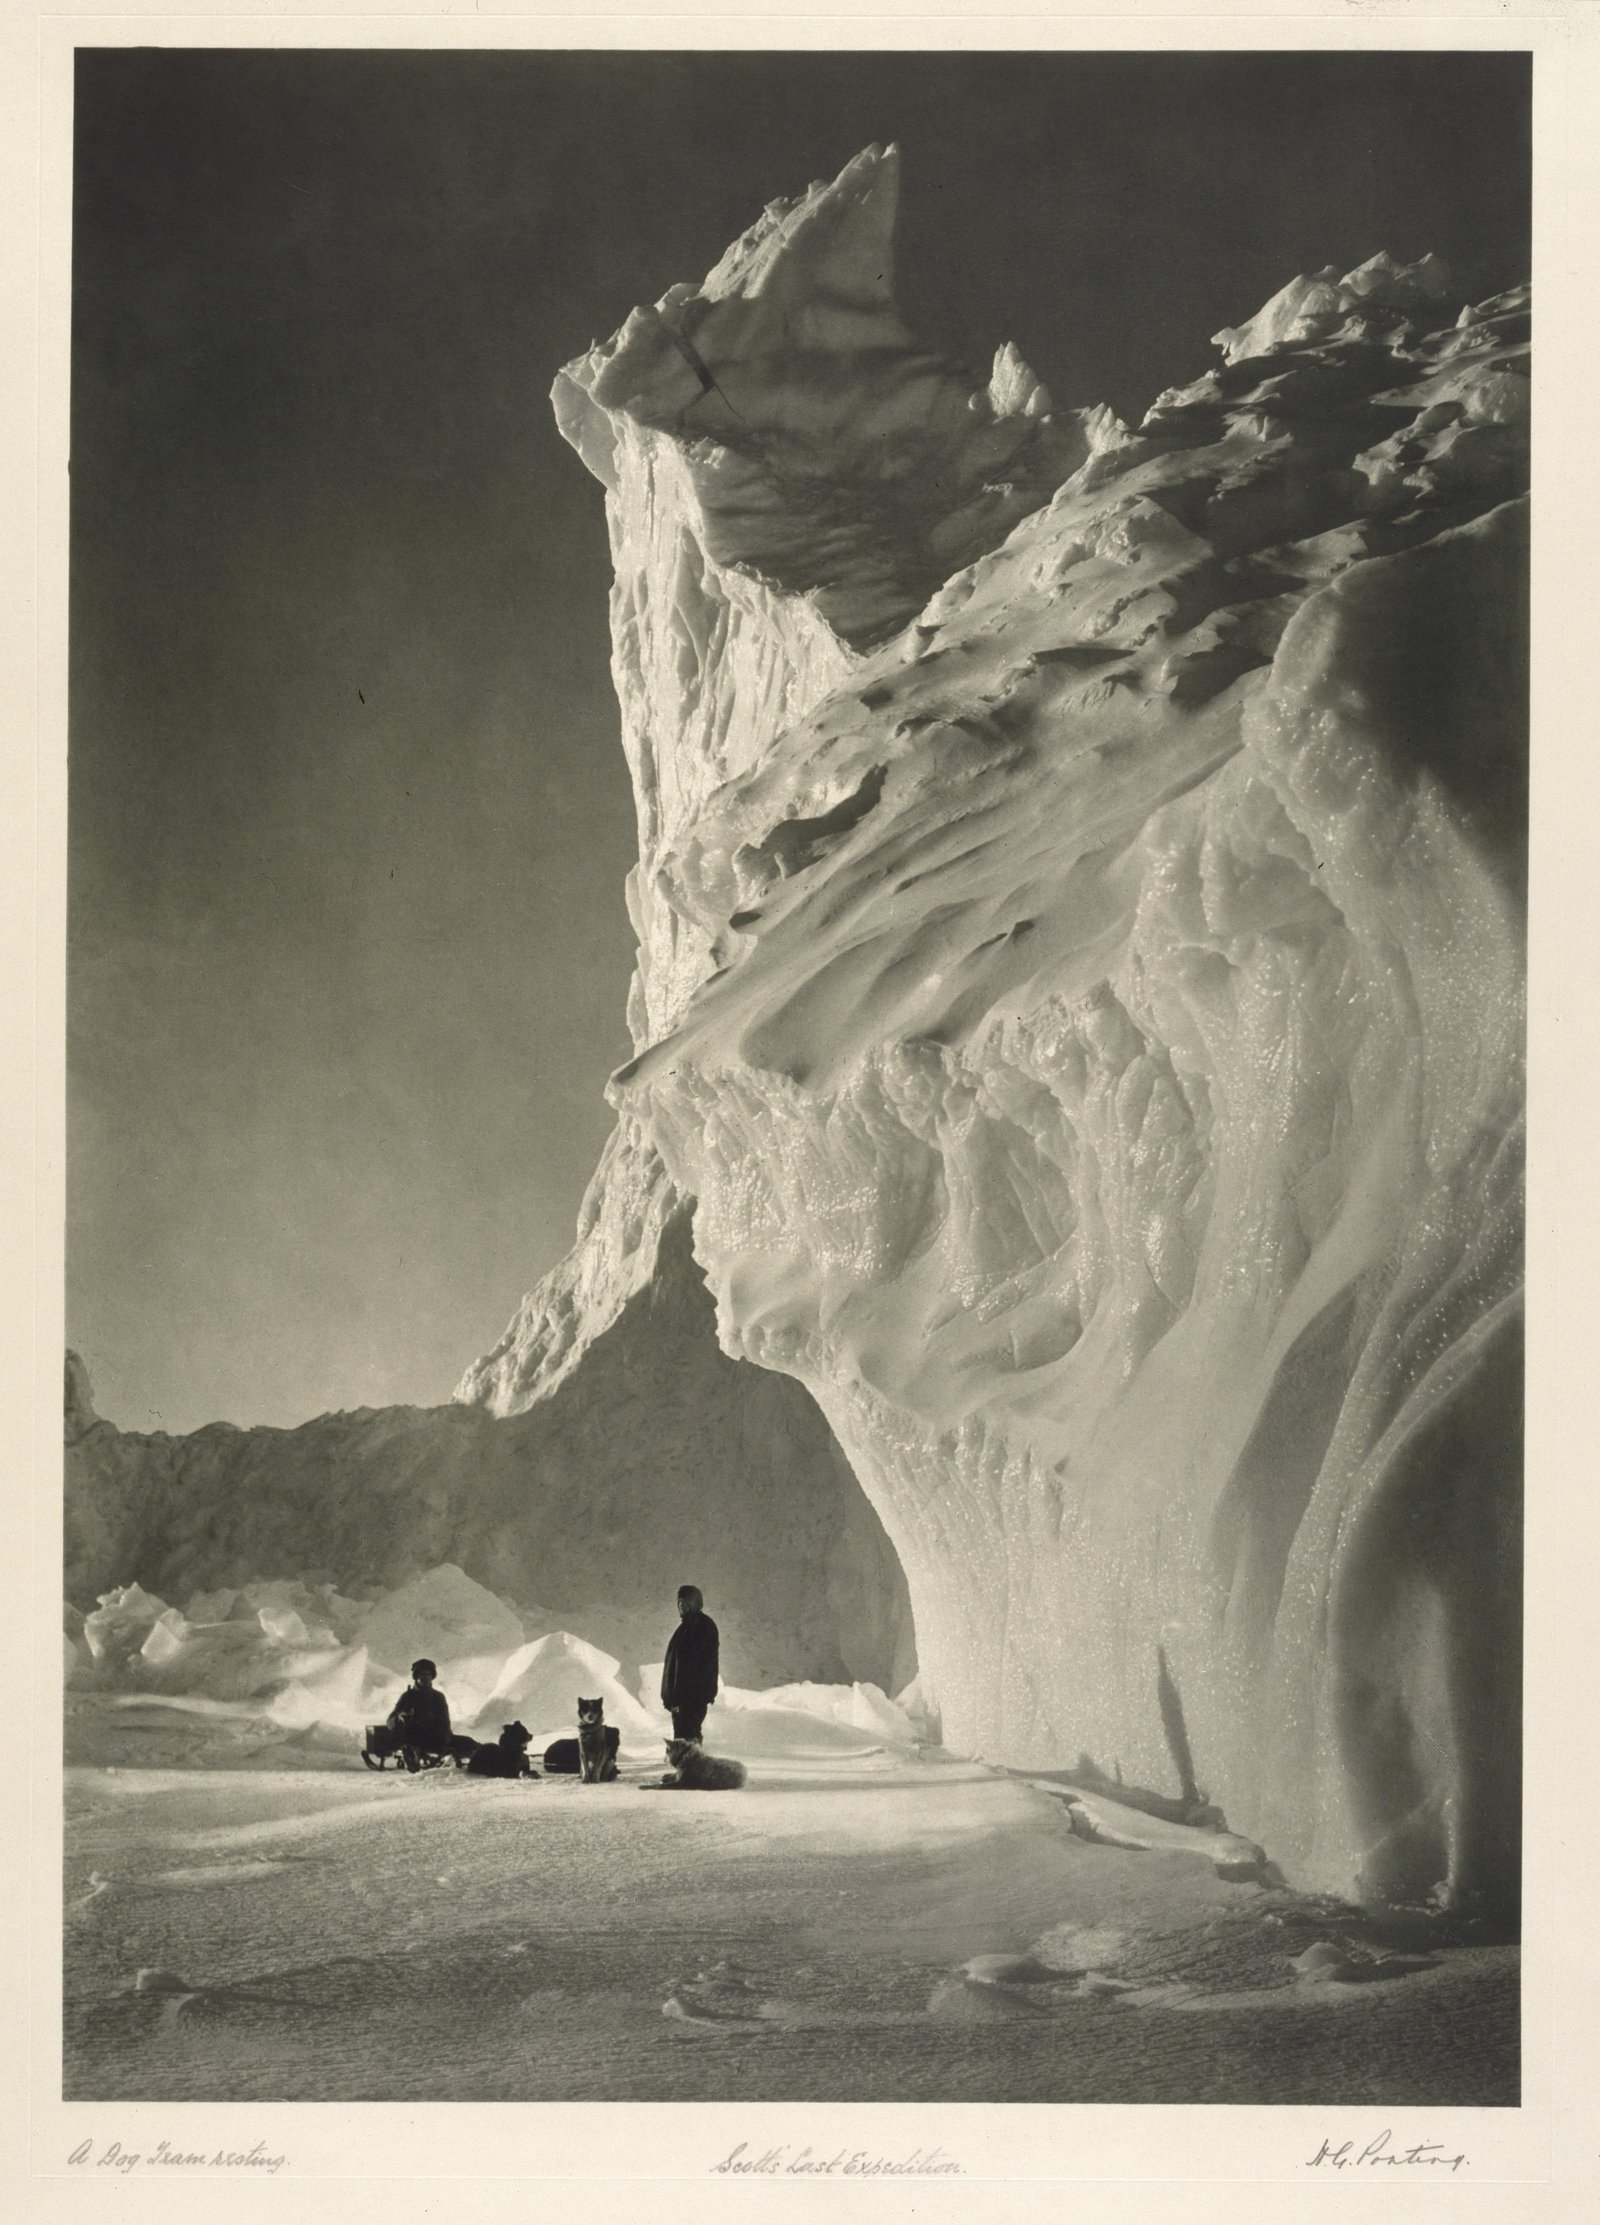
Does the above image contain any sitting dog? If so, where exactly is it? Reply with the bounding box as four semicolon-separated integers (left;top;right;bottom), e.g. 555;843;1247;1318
464;1721;536;1778
576;1697;621;1783
659;1736;746;1791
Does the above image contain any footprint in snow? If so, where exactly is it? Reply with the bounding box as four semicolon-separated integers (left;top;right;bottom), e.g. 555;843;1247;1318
128;1967;198;2033
663;1961;792;2033
118;1964;329;2035
1290;1940;1440;1985
662;1995;773;2033
150;1858;293;1887
928;1973;1048;2020
930;1943;1137;2019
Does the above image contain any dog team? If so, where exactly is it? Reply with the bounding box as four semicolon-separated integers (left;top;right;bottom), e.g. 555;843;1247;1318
360;1582;747;1790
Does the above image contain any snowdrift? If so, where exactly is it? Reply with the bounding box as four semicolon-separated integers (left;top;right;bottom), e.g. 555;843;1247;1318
64;1561;923;1771
536;145;1525;1906
481;1630;662;1750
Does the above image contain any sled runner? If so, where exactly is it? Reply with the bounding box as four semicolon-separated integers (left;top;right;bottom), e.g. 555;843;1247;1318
360;1723;471;1772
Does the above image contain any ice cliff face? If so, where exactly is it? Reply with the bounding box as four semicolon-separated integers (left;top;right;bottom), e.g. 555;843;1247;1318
66;1158;915;1696
543;144;1526;1907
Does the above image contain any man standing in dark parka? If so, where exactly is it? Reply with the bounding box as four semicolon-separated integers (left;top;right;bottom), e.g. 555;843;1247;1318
660;1584;719;1744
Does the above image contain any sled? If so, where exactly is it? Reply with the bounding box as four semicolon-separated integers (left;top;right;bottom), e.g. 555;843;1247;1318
360;1724;452;1773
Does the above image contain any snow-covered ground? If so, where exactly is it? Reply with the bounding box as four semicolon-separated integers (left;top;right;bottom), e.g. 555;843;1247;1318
65;1691;1515;2104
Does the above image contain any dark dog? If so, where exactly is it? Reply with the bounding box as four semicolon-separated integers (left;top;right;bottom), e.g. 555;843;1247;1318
464;1721;536;1778
577;1697;621;1783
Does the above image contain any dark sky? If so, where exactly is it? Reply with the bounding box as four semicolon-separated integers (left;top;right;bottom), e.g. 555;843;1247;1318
68;47;1531;1434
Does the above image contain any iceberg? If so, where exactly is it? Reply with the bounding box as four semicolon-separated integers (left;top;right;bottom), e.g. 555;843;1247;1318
541;145;1525;1909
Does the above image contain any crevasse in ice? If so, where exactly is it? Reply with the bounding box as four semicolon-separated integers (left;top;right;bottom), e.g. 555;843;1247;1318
535;145;1526;1906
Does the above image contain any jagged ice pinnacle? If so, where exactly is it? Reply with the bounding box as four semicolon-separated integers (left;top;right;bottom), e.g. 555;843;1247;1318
518;143;1526;1907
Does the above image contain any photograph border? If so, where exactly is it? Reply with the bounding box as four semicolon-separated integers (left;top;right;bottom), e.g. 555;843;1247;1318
7;3;1595;2215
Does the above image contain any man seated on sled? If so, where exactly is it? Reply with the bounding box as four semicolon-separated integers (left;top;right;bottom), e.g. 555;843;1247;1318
364;1658;476;1770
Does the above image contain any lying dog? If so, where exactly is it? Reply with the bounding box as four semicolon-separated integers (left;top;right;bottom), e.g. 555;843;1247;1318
464;1721;537;1778
658;1736;746;1791
576;1697;621;1783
